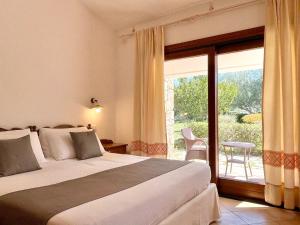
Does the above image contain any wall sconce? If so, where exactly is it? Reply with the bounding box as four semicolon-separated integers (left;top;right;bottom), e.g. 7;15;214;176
91;98;103;113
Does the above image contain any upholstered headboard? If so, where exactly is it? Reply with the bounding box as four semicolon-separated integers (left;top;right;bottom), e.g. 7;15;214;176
0;124;91;132
0;126;37;132
42;124;92;129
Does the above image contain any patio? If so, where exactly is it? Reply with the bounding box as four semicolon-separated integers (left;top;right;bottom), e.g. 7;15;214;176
168;149;265;184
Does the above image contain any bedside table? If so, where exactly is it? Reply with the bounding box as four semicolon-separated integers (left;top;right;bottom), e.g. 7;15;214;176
101;139;128;154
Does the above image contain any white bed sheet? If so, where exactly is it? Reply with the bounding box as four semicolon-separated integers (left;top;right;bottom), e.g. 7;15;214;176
159;184;220;225
0;153;212;225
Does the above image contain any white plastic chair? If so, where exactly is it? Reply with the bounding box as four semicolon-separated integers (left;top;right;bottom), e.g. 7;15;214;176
181;128;208;162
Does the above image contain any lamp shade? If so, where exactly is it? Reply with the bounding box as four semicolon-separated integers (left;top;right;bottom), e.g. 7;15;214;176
93;105;102;113
90;98;103;113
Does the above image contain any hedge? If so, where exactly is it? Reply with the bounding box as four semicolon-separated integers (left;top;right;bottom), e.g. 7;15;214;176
175;121;262;155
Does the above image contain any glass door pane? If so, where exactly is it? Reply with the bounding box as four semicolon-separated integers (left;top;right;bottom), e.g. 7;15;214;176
217;48;264;183
164;55;209;162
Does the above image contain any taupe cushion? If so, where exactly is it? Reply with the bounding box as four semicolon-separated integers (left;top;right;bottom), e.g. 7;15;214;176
0;135;41;177
70;131;102;160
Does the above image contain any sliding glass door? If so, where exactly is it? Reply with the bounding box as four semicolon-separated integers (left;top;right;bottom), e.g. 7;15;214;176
217;48;264;184
164;27;265;199
164;55;209;162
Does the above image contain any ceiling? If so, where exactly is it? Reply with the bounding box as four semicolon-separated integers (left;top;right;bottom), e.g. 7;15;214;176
81;0;211;30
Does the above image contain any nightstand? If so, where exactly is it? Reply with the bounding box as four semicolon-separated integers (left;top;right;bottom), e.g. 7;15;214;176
101;139;128;154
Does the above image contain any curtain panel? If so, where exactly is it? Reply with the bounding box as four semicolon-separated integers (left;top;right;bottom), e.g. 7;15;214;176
131;26;167;158
263;0;300;209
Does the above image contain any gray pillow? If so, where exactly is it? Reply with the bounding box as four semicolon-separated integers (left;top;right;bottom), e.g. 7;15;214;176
70;131;102;160
0;135;41;177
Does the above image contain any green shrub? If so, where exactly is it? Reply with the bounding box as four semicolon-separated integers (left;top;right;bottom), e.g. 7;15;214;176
242;113;262;124
219;115;236;123
174;138;185;150
236;113;248;123
187;122;209;139
188;121;262;155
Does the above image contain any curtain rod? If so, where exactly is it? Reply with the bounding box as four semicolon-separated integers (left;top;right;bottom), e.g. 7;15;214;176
119;0;264;38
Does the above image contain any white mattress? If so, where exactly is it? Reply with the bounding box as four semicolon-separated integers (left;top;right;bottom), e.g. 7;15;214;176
0;153;211;225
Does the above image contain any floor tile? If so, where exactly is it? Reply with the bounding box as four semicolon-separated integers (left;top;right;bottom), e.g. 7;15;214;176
220;206;231;214
250;222;280;225
229;201;270;212
278;219;300;225
265;207;300;221
219;197;242;210
217;198;300;225
211;212;248;225
232;209;275;224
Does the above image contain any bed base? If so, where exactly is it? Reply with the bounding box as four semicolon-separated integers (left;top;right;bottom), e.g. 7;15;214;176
159;184;220;225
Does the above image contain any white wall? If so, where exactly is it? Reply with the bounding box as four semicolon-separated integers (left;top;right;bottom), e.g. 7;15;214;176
0;0;117;139
0;0;266;143
115;1;266;144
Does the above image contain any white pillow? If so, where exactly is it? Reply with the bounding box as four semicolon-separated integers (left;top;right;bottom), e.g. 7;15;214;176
39;127;88;160
38;128;51;157
95;133;106;154
29;132;46;163
0;129;46;163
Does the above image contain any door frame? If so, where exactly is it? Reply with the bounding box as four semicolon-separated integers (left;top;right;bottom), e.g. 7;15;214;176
165;26;265;201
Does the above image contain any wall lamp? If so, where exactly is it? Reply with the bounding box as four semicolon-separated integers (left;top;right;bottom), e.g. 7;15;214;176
91;98;103;113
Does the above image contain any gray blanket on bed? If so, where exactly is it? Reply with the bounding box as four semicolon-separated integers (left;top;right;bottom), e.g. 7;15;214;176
0;158;190;225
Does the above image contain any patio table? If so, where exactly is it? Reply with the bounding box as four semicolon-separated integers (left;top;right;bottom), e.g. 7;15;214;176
221;141;256;180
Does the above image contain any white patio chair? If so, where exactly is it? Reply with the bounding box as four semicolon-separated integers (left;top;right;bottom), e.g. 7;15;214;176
181;128;208;162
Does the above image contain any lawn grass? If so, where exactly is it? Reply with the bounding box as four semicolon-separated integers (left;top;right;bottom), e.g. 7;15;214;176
173;121;188;142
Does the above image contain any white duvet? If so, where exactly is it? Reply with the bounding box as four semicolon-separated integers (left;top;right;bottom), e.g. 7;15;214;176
0;153;211;225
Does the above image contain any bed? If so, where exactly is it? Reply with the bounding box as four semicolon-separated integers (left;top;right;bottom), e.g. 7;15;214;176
0;126;220;225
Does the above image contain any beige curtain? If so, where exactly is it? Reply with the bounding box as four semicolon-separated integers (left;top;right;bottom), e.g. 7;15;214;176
263;0;300;209
131;26;167;158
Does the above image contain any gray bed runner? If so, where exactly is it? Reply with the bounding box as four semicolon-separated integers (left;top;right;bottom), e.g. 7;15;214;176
0;158;190;225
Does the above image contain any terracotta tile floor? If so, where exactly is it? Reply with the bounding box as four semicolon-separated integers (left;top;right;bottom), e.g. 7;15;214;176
211;197;300;225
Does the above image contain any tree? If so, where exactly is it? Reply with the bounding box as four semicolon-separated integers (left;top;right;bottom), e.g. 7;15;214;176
232;73;262;114
174;76;238;122
218;81;239;114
